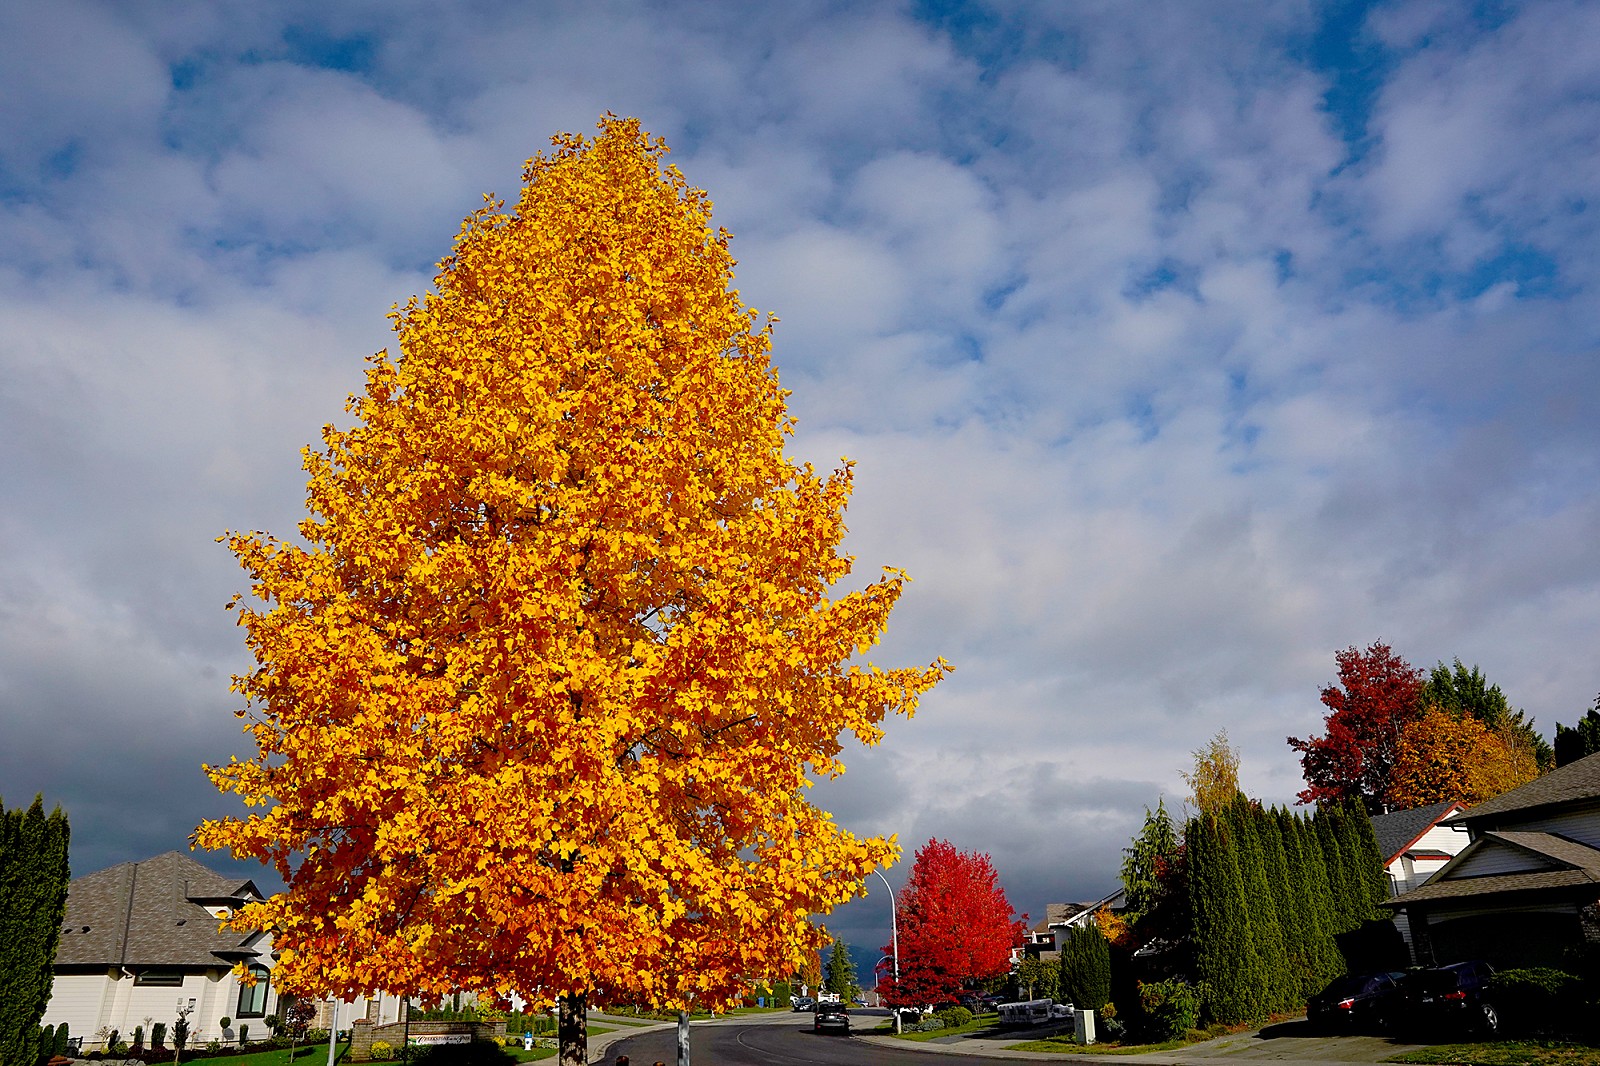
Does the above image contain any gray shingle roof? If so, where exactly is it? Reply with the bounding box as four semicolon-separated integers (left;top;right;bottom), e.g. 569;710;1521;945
55;851;266;969
1370;800;1465;863
1447;750;1600;826
1382;830;1600;907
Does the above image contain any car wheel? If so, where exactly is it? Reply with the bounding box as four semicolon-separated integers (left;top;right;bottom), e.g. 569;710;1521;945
1480;1002;1500;1036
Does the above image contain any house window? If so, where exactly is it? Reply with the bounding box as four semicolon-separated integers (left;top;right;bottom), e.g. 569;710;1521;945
237;965;271;1018
134;972;184;987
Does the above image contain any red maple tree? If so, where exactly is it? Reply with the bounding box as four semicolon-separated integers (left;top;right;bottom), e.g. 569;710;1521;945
878;838;1025;1007
1288;640;1425;813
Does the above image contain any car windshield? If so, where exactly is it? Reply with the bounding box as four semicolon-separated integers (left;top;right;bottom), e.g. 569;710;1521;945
1319;976;1371;998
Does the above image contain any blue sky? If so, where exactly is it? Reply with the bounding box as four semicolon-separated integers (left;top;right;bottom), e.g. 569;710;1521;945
3;0;1599;960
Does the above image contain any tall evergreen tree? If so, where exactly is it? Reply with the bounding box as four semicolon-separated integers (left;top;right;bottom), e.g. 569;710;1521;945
1187;814;1265;1025
1275;809;1342;994
1341;798;1389;917
0;795;71;1066
1228;799;1294;1014
1257;810;1307;1005
1554;697;1600;768
1312;805;1357;934
824;936;856;997
1058;923;1111;1012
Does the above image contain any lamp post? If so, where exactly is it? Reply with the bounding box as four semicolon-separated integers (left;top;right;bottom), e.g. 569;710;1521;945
873;869;902;1035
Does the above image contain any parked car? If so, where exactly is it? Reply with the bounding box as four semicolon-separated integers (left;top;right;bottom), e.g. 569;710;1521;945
813;1002;850;1034
959;991;1000;1014
1306;971;1408;1032
790;996;815;1012
1401;961;1500;1037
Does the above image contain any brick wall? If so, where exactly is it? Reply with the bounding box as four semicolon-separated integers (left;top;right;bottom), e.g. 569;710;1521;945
349;1019;506;1062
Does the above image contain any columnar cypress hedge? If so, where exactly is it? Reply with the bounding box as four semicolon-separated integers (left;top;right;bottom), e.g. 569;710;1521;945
1342;798;1390;917
1187;814;1266;1024
1059;923;1111;1011
1312;806;1357;934
1256;810;1307;1004
0;796;71;1066
1277;809;1343;993
1227;798;1295;1014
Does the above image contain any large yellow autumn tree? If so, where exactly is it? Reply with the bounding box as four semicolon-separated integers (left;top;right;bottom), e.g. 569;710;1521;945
1386;706;1541;809
195;117;946;1059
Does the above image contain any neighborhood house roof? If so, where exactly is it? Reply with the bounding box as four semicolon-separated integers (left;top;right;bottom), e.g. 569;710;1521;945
55;851;266;970
1446;750;1600;827
1369;800;1467;864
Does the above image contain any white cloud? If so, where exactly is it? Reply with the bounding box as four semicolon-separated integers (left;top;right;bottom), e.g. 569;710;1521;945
3;0;1599;942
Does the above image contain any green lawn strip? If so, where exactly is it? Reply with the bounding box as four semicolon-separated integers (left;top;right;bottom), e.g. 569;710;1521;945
1005;1036;1189;1055
184;1043;346;1066
1387;1041;1600;1066
884;1020;1007;1043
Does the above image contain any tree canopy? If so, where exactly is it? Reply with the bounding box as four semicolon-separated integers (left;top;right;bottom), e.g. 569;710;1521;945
1387;706;1541;809
1554;697;1600;768
195;117;947;1031
879;839;1023;1007
1420;659;1552;770
1288;641;1425;812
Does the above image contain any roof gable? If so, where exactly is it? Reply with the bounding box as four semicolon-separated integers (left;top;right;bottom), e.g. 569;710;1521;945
1370;801;1469;864
55;851;266;969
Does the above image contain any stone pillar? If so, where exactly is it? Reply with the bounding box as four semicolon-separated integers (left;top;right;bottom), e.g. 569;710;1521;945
350;1019;373;1062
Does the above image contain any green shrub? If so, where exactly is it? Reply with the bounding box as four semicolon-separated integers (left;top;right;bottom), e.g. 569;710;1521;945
1490;968;1582;1035
1137;978;1202;1042
131;1027;143;1051
205;1041;221;1055
237;1025;248;1047
933;1006;973;1029
151;1024;166;1050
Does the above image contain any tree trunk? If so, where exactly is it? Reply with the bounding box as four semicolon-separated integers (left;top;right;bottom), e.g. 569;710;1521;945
557;993;586;1066
676;1010;690;1066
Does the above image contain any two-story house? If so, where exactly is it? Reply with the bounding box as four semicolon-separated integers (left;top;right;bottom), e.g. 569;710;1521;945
1383;751;1600;969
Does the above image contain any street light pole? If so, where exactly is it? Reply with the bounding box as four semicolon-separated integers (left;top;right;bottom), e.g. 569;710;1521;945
873;869;902;1035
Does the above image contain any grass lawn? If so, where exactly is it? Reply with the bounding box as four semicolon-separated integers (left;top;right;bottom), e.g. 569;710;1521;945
1387;1040;1600;1065
185;1044;346;1066
1005;1036;1191;1055
879;1018;1003;1042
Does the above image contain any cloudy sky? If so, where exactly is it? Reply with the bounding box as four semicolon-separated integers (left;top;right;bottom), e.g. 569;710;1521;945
4;0;1599;962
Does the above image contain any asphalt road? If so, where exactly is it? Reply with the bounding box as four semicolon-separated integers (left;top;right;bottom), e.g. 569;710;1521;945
604;1010;1000;1066
600;1011;1429;1065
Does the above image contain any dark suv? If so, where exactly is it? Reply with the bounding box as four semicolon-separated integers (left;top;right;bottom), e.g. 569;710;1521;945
1401;960;1499;1036
813;1001;850;1034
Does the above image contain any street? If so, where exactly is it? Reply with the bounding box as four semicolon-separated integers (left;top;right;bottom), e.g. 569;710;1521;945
605;1009;1027;1065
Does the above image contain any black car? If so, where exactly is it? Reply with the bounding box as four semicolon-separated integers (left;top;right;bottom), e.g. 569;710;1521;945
790;996;815;1012
1401;960;1500;1037
959;991;1000;1014
813;1002;850;1034
1306;971;1408;1032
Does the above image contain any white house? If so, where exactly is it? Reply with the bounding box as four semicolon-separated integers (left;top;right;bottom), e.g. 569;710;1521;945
43;851;403;1051
1368;800;1471;958
1383;751;1600;969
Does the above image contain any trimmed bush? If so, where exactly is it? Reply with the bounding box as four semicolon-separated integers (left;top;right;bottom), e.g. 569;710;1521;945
1490;968;1582;1036
151;1024;166;1049
933;1006;972;1029
1138;978;1202;1043
370;1041;396;1060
